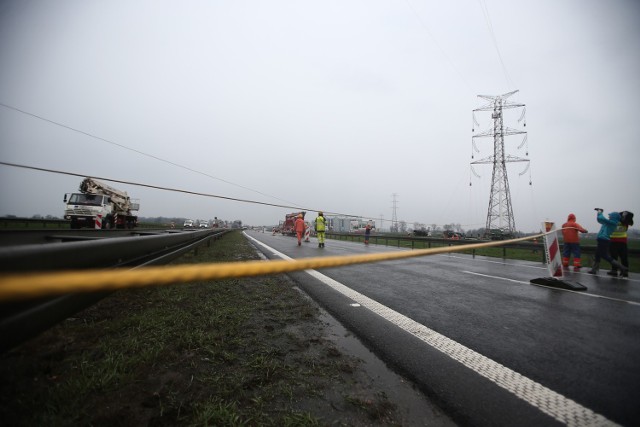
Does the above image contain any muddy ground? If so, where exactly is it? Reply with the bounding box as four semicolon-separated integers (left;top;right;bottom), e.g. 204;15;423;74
0;231;455;426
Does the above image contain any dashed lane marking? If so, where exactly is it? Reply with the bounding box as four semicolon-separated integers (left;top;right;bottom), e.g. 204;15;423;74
444;253;548;270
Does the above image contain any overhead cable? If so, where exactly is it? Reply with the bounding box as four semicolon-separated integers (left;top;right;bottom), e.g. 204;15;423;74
0;161;358;218
477;0;516;89
0;102;300;207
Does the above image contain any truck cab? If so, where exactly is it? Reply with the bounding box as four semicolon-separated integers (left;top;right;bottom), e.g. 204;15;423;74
64;193;113;229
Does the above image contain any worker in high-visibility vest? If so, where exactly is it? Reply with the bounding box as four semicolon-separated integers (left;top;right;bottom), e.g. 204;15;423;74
314;212;327;248
588;209;628;276
607;210;634;278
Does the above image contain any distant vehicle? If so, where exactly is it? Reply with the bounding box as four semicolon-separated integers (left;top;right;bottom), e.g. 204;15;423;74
486;229;512;240
281;211;305;236
199;220;209;228
413;228;431;237
443;230;464;239
63;177;139;229
183;219;195;228
349;219;376;233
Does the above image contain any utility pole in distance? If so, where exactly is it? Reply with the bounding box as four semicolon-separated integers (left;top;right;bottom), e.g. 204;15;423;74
391;194;399;233
471;90;529;237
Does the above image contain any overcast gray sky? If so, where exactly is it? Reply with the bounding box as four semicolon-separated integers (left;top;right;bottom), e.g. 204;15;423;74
1;0;638;232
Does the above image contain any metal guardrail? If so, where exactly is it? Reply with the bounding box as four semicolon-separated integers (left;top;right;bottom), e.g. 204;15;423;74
326;232;640;263
0;229;227;272
0;228;186;247
0;217;169;229
0;217;70;228
0;228;229;353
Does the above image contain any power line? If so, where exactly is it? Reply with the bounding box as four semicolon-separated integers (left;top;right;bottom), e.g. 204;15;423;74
403;0;474;94
0;102;300;207
1;161;480;231
477;0;516;89
0;161;358;218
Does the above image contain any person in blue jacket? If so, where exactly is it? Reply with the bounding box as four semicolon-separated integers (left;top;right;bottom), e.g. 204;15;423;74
588;209;629;275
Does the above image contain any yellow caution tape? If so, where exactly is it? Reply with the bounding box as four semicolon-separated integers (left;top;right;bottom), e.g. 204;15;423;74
0;234;543;301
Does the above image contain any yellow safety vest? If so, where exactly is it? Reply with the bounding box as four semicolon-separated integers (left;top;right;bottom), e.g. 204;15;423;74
610;224;628;241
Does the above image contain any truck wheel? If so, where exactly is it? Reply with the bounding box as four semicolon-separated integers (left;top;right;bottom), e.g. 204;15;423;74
70;219;79;229
103;217;112;230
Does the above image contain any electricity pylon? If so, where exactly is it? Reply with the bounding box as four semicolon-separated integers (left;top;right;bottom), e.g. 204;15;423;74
391;193;399;233
471;90;529;237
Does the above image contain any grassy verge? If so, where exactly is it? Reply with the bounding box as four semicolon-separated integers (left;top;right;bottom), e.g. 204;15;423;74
0;230;426;426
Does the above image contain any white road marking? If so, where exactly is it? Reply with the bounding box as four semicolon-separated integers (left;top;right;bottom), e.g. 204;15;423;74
464;271;640;307
462;270;530;285
444;254;639;283
244;233;618;427
444;253;548;270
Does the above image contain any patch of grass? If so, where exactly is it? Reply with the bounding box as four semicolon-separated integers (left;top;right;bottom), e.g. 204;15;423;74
344;392;397;423
0;230;422;426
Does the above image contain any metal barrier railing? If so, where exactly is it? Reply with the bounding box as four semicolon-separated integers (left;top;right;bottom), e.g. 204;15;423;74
325;232;639;264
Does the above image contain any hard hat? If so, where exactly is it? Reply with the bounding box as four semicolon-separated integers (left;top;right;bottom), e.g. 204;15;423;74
298;214;303;218
319;211;323;215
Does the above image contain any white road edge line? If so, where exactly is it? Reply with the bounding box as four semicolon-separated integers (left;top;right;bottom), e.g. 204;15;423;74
244;233;617;427
463;270;640;307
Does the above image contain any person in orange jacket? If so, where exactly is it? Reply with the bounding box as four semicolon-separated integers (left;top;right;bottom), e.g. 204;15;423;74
561;213;588;270
294;213;306;246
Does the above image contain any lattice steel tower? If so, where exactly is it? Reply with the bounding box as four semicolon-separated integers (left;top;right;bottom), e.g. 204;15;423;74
471;90;529;236
391;193;399;233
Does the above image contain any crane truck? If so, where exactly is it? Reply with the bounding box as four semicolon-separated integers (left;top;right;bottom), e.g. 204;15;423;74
63;178;140;229
280;211;305;236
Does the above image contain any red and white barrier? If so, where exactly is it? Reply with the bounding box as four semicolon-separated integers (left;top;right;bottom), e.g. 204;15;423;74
304;226;310;242
531;221;586;291
542;221;563;278
95;215;102;229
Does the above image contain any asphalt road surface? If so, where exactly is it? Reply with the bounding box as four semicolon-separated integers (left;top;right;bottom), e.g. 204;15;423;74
244;230;640;427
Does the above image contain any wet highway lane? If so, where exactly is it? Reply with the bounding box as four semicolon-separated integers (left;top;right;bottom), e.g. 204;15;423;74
245;231;640;426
